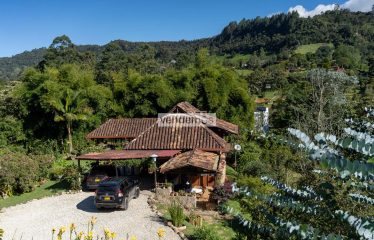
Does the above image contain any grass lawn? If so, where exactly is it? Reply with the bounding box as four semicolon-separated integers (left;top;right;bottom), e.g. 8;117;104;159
184;220;237;240
206;221;237;239
235;69;253;76
0;180;68;209
262;90;279;99
295;43;333;54
230;54;250;62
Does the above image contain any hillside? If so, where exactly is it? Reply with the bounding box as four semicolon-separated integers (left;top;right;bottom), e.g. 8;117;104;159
1;9;373;81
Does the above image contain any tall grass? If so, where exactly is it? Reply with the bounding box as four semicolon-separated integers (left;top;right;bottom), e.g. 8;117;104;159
168;201;185;227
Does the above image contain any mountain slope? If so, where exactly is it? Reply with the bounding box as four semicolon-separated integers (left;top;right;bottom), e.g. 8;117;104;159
1;10;373;81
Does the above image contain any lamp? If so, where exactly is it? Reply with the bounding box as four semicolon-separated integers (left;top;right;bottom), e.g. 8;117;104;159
150;154;158;189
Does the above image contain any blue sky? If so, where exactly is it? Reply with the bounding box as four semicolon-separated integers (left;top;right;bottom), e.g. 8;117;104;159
0;0;352;57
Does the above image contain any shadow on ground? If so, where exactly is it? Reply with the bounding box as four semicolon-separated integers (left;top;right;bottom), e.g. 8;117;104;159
76;196;116;213
46;181;69;192
147;214;166;224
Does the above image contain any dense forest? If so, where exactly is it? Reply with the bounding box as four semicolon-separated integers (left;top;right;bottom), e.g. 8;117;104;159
1;9;373;81
1;9;374;239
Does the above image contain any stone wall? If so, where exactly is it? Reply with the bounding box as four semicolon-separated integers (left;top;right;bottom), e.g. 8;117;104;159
155;187;196;209
215;152;226;187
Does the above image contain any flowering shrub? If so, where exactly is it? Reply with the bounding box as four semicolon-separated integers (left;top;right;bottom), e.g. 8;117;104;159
47;216;166;240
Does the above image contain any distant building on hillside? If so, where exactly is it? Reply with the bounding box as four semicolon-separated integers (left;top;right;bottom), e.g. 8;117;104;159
254;106;269;133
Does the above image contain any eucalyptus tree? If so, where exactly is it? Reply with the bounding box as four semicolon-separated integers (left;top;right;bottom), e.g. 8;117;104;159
222;120;374;239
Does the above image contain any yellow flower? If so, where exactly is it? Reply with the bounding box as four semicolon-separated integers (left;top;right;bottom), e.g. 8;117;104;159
104;227;111;236
52;228;56;233
56;226;66;240
84;231;93;240
157;228;166;238
0;228;4;237
77;231;84;239
70;223;76;231
110;232;117;239
90;216;97;225
129;236;137;240
59;226;66;234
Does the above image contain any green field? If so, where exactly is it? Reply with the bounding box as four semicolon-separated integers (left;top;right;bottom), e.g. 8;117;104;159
235;69;253;76
0;180;68;209
295;43;333;54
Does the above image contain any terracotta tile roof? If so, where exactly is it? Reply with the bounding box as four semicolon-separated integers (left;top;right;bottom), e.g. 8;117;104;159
76;149;181;160
214;119;239;135
169;101;239;134
86;118;157;139
160;149;219;173
169;101;201;114
255;98;270;104
124;114;230;152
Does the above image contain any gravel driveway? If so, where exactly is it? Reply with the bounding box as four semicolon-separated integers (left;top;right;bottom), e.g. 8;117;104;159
0;191;180;240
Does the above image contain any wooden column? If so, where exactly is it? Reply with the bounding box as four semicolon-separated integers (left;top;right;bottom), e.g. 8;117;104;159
77;159;81;172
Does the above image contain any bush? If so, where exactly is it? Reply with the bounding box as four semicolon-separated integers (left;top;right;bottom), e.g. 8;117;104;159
0;149;39;196
236;175;275;195
49;159;70;180
211;181;235;203
168;201;185;227
25;139;60;155
189;226;223;240
61;165;81;190
32;154;54;180
226;165;238;181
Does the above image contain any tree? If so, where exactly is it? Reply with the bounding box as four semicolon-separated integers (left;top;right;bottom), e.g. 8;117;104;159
195;48;209;69
333;45;361;70
44;88;91;155
44;35;80;67
0;116;25;146
271;69;358;135
307;69;357;133
16;64;112;154
95;42;128;86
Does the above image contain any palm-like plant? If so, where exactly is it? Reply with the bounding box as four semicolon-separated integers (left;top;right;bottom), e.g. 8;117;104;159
46;88;92;155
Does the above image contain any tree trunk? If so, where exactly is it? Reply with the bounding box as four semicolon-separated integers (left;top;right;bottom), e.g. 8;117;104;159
67;121;73;155
317;85;325;133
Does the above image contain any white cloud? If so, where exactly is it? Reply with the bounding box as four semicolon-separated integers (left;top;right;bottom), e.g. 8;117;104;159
288;0;374;18
288;4;337;17
341;0;374;12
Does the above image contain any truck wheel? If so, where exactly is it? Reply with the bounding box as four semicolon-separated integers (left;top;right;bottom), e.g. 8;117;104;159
122;197;129;210
134;188;140;199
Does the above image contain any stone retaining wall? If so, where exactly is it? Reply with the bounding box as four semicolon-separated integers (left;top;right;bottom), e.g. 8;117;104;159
155;188;196;209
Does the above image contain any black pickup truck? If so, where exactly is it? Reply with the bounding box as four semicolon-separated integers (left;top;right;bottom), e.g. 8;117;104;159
94;177;140;210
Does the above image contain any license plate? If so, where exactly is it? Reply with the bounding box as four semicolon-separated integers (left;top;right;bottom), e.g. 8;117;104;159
104;196;110;201
95;178;100;182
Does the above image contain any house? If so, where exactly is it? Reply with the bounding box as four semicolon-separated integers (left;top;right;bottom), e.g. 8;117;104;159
254;106;269;133
77;102;238;189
